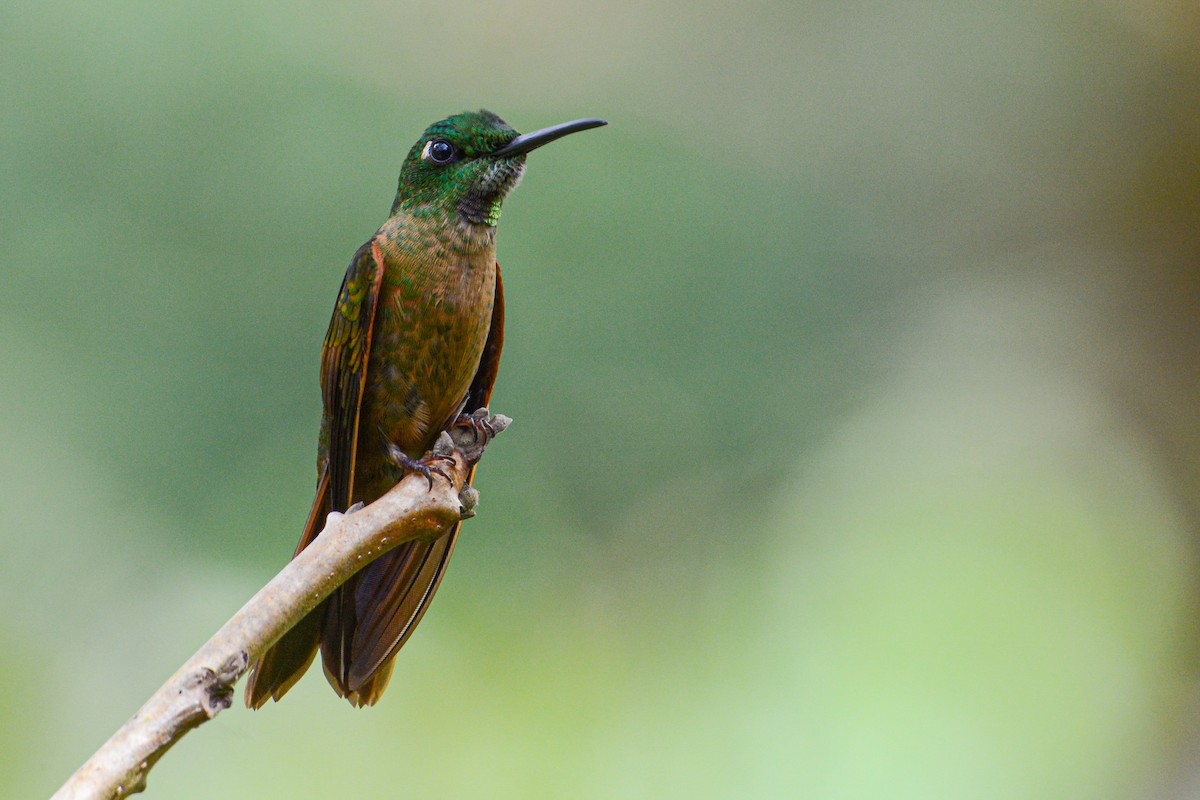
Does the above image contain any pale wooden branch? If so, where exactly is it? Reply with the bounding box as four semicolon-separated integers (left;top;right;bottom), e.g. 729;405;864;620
52;412;510;800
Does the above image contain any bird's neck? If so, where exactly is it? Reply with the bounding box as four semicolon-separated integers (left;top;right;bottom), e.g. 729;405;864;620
391;203;499;253
374;207;498;272
383;204;498;257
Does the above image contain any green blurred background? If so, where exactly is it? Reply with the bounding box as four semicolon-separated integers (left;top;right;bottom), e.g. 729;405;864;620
4;1;1199;797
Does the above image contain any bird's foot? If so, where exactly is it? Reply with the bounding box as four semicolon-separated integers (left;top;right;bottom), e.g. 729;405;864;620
451;408;513;452
448;408;512;465
384;410;512;493
385;443;455;491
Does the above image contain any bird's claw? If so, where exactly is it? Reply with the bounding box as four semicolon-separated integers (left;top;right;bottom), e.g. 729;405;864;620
386;442;455;490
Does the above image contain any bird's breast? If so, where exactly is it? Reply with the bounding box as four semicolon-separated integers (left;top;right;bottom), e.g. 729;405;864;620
361;235;496;463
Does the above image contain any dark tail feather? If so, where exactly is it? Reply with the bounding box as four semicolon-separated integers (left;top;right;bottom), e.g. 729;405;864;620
318;578;359;696
243;469;331;708
316;523;460;707
244;605;323;708
340;657;396;709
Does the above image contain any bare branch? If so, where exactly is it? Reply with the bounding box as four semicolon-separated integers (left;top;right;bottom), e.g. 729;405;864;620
52;412;510;800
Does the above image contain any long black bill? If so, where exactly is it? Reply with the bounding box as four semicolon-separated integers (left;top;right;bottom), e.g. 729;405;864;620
490;118;607;158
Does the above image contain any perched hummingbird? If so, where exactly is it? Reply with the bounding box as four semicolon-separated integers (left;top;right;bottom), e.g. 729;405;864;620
245;110;606;708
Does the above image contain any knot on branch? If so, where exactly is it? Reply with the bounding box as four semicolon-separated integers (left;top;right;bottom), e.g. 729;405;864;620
189;651;249;718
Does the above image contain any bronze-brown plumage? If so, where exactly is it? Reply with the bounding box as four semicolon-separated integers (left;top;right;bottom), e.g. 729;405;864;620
245;110;604;708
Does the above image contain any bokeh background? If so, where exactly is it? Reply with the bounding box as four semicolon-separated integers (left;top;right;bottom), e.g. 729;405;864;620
3;1;1199;798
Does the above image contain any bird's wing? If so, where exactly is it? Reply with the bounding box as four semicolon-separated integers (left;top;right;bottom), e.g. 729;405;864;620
335;264;505;706
243;241;384;708
321;240;387;511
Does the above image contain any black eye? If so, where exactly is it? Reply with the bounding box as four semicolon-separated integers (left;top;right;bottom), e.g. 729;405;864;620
427;139;457;164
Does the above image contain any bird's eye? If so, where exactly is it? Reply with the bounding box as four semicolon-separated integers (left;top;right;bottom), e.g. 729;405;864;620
424;139;457;164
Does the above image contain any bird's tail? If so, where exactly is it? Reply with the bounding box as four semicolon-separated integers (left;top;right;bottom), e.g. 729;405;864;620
244;470;330;708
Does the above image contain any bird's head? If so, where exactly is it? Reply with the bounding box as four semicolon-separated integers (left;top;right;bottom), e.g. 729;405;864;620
391;110;606;228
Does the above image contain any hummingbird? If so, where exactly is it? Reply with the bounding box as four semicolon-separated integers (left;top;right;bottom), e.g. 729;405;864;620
245;110;606;708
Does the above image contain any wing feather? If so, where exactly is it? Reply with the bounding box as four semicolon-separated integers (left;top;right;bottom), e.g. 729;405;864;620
322;241;387;511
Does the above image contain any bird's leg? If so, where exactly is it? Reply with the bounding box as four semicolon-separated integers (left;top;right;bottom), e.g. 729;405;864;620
384;441;455;491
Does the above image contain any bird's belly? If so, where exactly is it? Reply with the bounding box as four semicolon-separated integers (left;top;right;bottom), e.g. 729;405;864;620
360;262;495;461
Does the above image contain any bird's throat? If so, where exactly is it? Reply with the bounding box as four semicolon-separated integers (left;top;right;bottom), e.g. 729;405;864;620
458;192;503;228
